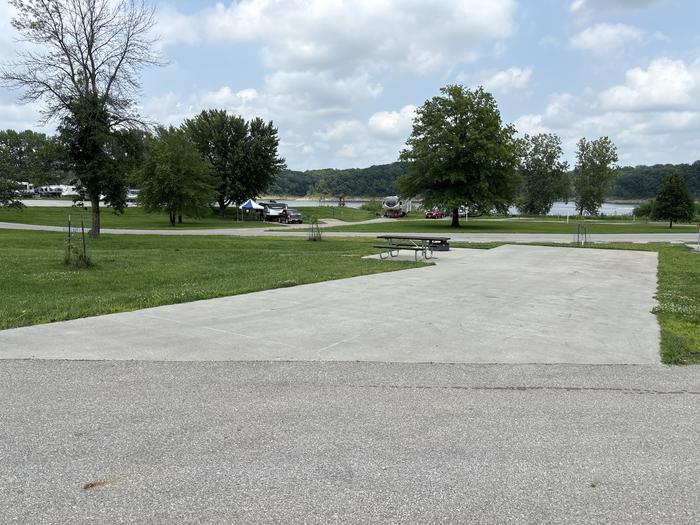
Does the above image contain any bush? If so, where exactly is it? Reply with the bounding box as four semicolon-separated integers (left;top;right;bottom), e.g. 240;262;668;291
633;199;655;218
360;199;383;214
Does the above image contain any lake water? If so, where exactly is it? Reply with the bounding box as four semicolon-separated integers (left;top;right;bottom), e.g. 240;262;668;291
274;199;636;216
21;197;637;216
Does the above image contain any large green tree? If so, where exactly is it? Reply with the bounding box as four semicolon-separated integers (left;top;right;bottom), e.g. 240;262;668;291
138;127;217;226
1;0;161;236
0;130;65;186
652;174;695;228
517;133;569;215
399;85;519;227
0;177;24;208
573;137;619;215
184;110;285;217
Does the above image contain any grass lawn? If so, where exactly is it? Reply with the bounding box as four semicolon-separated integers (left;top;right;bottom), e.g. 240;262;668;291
295;206;377;222
0;206;276;229
1;228;696;365
324;217;698;234
0;204;379;228
606;243;700;365
0;230;421;330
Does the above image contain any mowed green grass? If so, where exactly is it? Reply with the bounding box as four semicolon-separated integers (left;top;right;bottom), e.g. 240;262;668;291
0;206;274;229
0;230;421;330
297;206;377;222
0;204;377;228
1;229;697;365
632;244;700;365
325;217;698;234
574;243;699;365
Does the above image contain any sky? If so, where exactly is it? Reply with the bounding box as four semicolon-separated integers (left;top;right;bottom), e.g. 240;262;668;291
1;0;700;171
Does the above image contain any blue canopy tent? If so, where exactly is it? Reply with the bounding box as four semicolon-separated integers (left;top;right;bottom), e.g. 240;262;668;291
238;199;264;221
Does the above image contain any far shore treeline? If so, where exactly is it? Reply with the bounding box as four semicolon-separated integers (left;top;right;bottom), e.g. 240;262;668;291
272;160;700;200
3;129;699;201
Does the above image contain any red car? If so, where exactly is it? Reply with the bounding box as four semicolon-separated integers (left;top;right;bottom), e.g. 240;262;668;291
425;209;445;219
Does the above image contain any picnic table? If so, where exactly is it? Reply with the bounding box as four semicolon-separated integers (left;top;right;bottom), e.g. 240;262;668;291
375;235;450;261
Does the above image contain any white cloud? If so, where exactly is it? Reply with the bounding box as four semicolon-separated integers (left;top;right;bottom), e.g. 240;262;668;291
307;104;420;166
314;120;365;142
367;105;416;137
570;0;586;11
457;66;533;94
264;70;382;104
201;86;259;107
570;0;661;13
513;57;700;166
159;0;516;75
570;23;645;54
514;114;549;136
600;57;700;111
148;0;517;169
483;67;533;93
0;101;51;132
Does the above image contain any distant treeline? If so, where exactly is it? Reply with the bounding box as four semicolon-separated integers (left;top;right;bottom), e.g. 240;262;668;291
268;162;407;197
609;161;700;199
270;160;700;199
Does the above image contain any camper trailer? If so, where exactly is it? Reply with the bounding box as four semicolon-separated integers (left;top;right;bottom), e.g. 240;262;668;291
382;196;411;218
258;200;288;222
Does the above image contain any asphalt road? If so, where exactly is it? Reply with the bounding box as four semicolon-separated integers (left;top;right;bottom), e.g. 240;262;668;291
1;360;698;524
1;220;697;243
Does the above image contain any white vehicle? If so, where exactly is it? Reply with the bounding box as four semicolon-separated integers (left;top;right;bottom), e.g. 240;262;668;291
34;185;63;198
18;181;34;194
259;200;288;222
382;196;411;218
126;188;140;203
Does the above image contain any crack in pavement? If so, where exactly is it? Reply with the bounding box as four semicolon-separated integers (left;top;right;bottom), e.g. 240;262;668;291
355;384;700;395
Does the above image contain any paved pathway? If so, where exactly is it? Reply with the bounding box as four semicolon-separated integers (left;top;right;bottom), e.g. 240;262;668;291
0;220;696;243
0;245;660;364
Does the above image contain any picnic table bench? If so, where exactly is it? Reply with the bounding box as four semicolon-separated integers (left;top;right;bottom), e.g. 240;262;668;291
375;235;450;261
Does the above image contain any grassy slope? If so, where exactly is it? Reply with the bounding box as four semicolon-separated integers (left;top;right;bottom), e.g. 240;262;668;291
0;230;420;330
325;218;698;234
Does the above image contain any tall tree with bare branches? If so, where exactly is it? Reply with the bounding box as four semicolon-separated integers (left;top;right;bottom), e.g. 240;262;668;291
1;0;161;235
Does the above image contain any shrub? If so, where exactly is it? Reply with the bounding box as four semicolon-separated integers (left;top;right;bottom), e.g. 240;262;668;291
633;199;655;218
360;199;383;214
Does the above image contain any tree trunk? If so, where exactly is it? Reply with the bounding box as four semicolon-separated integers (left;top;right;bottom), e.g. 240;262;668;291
89;197;100;237
451;207;460;228
218;197;228;218
169;212;175;226
178;214;182;224
669;219;673;228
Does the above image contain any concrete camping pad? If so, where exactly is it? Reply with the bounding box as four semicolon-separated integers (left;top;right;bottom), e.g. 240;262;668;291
0;245;660;364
